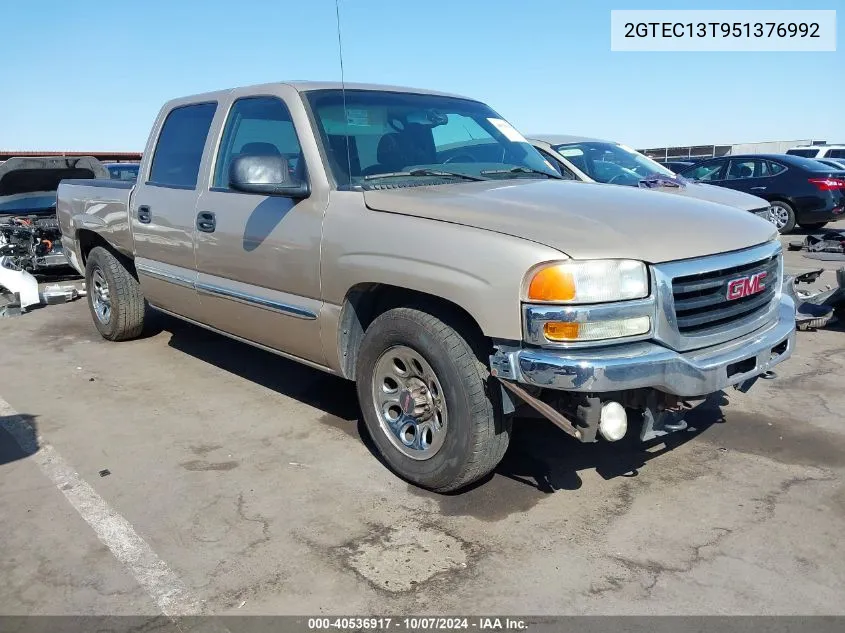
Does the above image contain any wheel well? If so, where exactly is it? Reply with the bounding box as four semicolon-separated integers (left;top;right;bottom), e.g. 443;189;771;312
337;283;489;380
77;229;138;280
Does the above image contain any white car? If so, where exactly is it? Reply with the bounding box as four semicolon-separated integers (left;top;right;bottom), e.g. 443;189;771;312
529;135;773;219
786;144;845;160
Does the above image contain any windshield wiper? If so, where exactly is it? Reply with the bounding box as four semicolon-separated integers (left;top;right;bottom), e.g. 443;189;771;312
480;166;562;179
364;168;487;182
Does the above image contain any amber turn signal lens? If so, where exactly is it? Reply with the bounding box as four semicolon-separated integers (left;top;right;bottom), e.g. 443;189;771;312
543;322;580;341
528;266;576;302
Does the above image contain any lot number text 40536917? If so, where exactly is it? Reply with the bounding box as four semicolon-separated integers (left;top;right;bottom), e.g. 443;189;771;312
307;617;528;631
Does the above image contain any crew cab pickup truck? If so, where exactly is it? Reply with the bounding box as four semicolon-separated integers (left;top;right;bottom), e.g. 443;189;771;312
57;81;796;492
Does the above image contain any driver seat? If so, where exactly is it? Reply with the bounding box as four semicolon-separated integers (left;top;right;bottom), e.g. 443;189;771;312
361;133;407;176
239;142;282;157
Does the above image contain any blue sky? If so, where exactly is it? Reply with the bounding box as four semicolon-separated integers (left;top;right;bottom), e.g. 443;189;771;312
1;0;841;151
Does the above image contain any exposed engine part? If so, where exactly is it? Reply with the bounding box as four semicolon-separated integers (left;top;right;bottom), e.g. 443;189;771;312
787;229;845;261
0;215;67;273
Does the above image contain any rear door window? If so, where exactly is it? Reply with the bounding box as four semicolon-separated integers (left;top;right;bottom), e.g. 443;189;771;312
727;159;764;180
148;102;217;189
829;149;845;158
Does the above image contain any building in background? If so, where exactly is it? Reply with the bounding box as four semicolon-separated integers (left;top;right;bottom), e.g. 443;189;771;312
639;139;829;162
0;150;141;163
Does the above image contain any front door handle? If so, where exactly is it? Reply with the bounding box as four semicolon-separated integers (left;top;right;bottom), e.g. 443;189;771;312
137;206;152;224
196;211;216;233
750;186;767;190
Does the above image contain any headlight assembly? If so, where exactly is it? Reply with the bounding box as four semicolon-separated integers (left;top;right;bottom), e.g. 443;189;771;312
525;259;648;304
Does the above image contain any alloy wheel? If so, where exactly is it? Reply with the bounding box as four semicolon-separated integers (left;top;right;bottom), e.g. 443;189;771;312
91;268;112;324
371;345;448;460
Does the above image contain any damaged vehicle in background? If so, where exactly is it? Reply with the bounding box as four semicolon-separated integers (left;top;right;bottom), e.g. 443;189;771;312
676;154;845;234
529;135;775;224
0;156;109;273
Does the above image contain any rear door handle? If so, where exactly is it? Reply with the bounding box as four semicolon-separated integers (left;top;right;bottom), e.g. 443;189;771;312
196;211;216;233
750;186;767;190
137;206;152;224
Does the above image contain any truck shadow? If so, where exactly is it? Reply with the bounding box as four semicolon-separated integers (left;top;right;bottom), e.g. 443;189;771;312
0;414;40;467
243;197;296;252
160;312;726;499
494;399;724;494
159;312;359;420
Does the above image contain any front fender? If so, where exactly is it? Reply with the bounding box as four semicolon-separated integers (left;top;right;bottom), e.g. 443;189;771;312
322;205;565;341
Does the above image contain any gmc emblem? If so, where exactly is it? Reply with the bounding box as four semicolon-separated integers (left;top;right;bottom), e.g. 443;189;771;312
726;271;767;300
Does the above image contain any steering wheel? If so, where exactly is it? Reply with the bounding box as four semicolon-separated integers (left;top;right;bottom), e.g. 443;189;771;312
607;173;628;185
443;154;477;164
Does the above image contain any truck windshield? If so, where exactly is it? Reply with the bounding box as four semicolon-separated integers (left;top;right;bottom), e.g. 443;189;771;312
304;89;559;188
552;141;675;186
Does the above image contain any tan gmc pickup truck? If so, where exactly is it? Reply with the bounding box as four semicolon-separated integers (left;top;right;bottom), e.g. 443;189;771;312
57;81;796;492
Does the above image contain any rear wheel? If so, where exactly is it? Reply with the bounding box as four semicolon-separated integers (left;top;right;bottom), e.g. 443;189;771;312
356;306;510;492
799;221;828;231
85;246;145;341
769;201;796;233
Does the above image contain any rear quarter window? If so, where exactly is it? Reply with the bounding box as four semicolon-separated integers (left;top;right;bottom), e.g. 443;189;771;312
767;161;787;175
149;102;217;188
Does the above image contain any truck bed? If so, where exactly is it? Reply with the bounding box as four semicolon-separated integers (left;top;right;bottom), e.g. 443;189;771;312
57;179;135;272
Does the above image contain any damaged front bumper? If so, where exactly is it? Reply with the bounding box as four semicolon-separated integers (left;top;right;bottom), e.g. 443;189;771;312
491;294;796;398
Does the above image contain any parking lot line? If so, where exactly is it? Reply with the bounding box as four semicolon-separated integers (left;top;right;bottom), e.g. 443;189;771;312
0;395;203;618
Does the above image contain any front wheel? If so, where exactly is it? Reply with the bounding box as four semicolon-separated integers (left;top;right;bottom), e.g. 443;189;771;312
356;306;510;492
768;201;796;233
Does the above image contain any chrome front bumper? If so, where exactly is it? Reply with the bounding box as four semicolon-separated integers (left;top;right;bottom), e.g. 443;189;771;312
490;295;796;397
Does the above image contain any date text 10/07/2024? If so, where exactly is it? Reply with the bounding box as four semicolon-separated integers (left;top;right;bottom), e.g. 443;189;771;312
307;617;528;631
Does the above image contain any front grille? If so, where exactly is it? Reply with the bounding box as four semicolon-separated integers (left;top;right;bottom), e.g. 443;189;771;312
672;254;780;334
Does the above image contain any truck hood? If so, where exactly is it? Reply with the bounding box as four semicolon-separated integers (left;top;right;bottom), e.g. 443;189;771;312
363;179;778;263
647;180;769;211
0;156;110;215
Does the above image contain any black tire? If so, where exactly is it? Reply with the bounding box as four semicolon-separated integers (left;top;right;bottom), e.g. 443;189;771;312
799;221;828;231
769;200;796;234
85;246;145;341
356;306;510;492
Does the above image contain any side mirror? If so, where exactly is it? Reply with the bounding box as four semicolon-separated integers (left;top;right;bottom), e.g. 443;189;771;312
229;155;310;199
